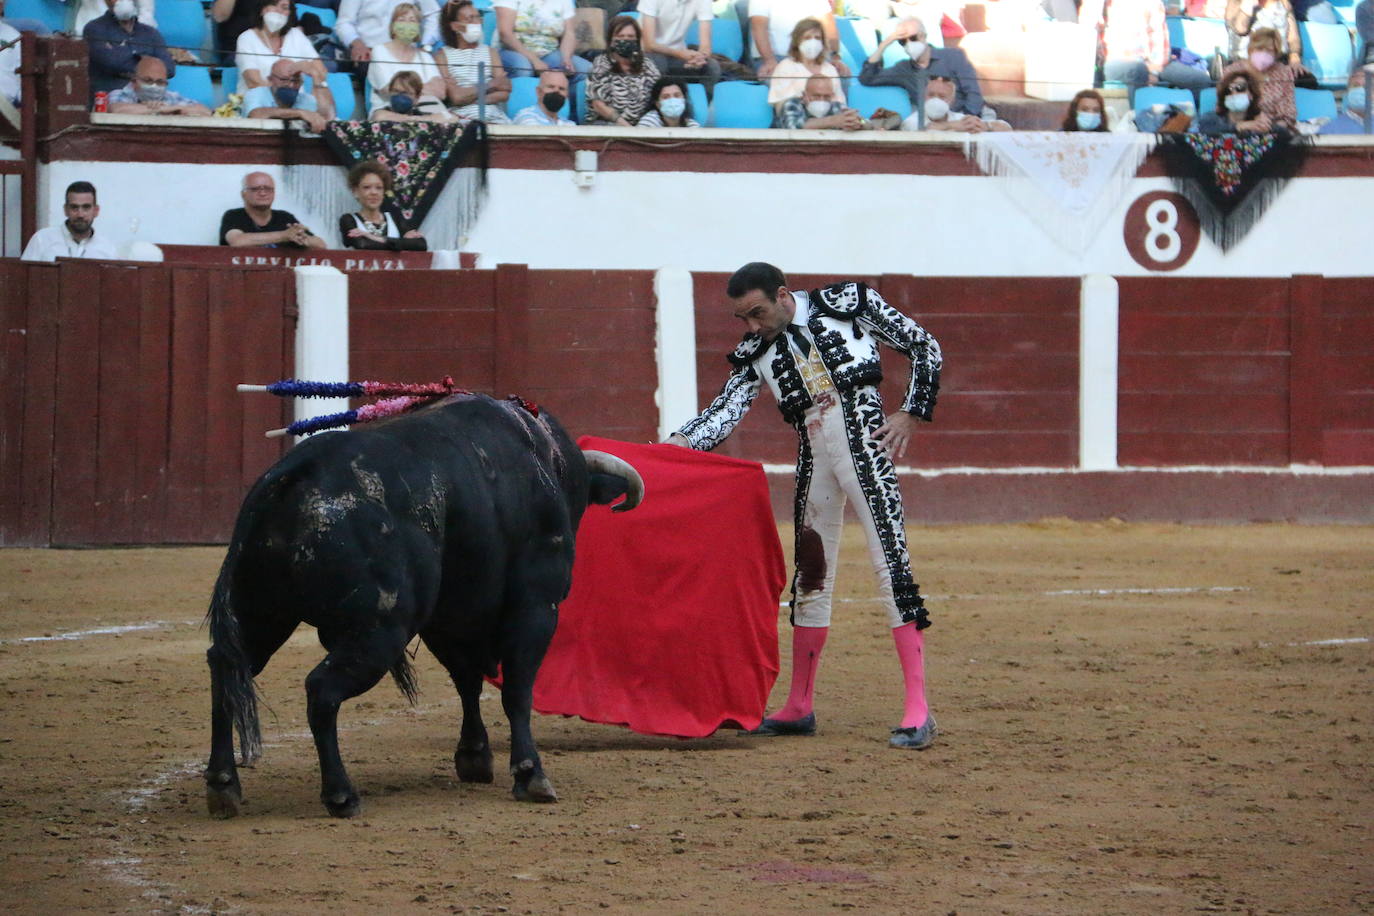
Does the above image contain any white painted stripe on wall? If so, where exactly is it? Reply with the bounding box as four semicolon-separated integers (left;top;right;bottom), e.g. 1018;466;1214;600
1079;273;1119;471
654;266;697;441
293;265;350;435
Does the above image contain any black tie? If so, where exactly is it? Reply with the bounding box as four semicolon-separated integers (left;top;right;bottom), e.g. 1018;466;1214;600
786;324;812;357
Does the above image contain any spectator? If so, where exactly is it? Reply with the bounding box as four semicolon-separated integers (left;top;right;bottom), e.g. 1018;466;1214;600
1195;61;1271;132
777;72;865;129
220;171;327;248
107;55;212;114
1245;26;1296;128
243;57;331;129
861;18;986;119
585;15;661;125
637;75;700;126
74;0;154;35
1319;66;1367;133
20;181;120;262
336;0;439;69
1225;0;1302;65
82;0;177;95
768;17;845;115
235;0;329;99
366;2;445;112
435;0;511;122
909;72;1011;130
369;68;453;118
211;0;261;66
338;159;428;249
640;0;720;95
511;66;574;123
1061;87;1110;130
748;0;837;80
1078;0;1213;107
1;3;20;106
1358;0;1373;65
494;0;590;84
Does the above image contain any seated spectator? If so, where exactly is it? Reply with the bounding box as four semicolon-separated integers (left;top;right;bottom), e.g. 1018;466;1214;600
585;15;661;125
335;0;439;70
1061;88;1109;130
641;0;720;96
221;171;327;248
748;0;837;80
908;72;1011;131
1;6;20;106
339;159;427;249
777;73;865;129
494;0;591;84
1319;66;1367;133
435;0;512;123
107;56;212;114
512;66;575;124
1080;0;1212;106
243;58;331;129
369;68;453;119
637;75;700;126
235;0;329;99
861;18;986;119
74;0;154;35
366;3;445;112
1195;62;1271;133
768;17;845;114
1245;26;1297;128
82;0;177;95
20;181;120;262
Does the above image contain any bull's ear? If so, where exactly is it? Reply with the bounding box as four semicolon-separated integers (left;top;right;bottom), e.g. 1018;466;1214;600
588;472;629;506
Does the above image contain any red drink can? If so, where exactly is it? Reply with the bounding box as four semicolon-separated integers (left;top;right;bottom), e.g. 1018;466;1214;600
93;91;108;112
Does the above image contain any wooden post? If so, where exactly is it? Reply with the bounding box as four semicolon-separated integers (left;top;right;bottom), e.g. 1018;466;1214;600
1287;274;1325;466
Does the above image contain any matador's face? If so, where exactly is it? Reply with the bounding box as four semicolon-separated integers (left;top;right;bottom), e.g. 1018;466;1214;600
731;287;796;342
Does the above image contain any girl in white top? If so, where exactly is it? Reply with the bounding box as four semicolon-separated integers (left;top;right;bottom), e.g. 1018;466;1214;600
766;17;845;107
235;0;325;95
434;0;512;122
367;3;447;113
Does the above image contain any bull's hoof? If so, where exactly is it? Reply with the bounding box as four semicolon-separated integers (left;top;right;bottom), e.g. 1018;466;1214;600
510;760;557;803
323;790;362;818
455;744;494;784
205;770;242;819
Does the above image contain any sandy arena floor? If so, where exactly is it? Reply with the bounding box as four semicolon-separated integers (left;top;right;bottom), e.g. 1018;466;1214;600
0;521;1370;914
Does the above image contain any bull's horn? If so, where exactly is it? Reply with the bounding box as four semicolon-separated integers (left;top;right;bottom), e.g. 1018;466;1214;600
581;450;645;513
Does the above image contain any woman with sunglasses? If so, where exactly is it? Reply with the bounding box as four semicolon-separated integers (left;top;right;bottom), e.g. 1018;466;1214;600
1196;62;1272;134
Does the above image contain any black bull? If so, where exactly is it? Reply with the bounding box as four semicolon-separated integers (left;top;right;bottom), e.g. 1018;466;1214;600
203;394;644;818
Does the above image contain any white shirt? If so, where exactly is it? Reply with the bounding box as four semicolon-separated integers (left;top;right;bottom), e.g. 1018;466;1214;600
747;0;832;61
335;0;440;50
0;22;20;104
235;27;320;95
513;104;575;126
21;224;121;262
366;41;444;112
638;0;711;51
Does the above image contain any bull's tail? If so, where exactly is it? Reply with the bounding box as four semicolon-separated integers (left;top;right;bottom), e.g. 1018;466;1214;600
206;566;262;763
391;652;420;706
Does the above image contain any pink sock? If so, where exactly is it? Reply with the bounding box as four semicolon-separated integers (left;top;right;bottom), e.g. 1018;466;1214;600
774;625;828;720
892;623;930;728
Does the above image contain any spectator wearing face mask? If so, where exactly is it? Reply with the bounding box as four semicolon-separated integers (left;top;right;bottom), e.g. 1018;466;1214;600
1195;61;1271;133
73;0;154;35
777;73;865;129
369;68;453;119
768;17;845;112
1319;66;1368;133
1244;26;1296;128
366;3;445;112
905;72;1010;131
860;18;986;120
335;0;440;69
748;0;838;81
339;159;428;250
637;75;700;126
512;66;574;124
243;58;331;130
1061;88;1110;131
236;0;330;99
106;55;212;114
435;0;512;123
82;0;177;94
585;15;661;126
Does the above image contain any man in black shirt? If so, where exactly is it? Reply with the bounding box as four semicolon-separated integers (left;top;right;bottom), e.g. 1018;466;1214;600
219;171;328;249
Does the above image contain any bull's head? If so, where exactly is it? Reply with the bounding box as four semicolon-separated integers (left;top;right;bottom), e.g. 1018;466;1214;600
581;450;645;513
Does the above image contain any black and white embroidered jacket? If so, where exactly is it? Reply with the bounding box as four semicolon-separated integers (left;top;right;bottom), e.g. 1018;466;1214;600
678;281;942;451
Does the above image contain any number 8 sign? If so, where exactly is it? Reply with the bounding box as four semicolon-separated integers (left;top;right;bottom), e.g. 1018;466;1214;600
1123;191;1200;271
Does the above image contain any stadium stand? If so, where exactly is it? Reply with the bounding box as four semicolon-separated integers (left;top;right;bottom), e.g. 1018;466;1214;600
1294;85;1338;119
687;81;707;122
158;0;211;62
845;81;912;118
1300;20;1356;88
709;80;770;127
327;71;356;119
167;64;215;107
6;0;65;33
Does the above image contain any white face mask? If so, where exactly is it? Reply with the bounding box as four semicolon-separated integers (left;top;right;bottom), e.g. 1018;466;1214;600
659;96;686;119
924;95;949;120
462;22;482;43
806;99;832;118
799;38;823;61
1224;91;1251;112
263;9;289;33
113;0;137;20
905;40;927;62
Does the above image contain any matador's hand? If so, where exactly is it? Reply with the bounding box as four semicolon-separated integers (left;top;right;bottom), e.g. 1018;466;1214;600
873;411;917;459
662;432;690;447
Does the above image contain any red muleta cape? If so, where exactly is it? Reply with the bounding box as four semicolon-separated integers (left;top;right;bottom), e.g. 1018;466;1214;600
529;437;786;738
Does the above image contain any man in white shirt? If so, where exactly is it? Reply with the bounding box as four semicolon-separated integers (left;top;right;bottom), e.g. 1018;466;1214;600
20;181;121;262
640;0;720;93
336;0;440;66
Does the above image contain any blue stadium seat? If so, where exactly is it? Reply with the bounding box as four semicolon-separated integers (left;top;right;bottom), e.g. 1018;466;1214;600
1299;21;1355;88
835;17;877;65
327;71;356;119
1165;16;1229;62
844;82;912;119
686;81;707;122
482;9;497;45
708;80;771;127
217;67;238;105
5;0;65;33
296;3;337;29
1294;86;1338;120
686;17;744;63
157;0;209;62
573;78;586;122
1133;86;1195;112
505;74;570;119
1198;86;1216;113
167;65;215;107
